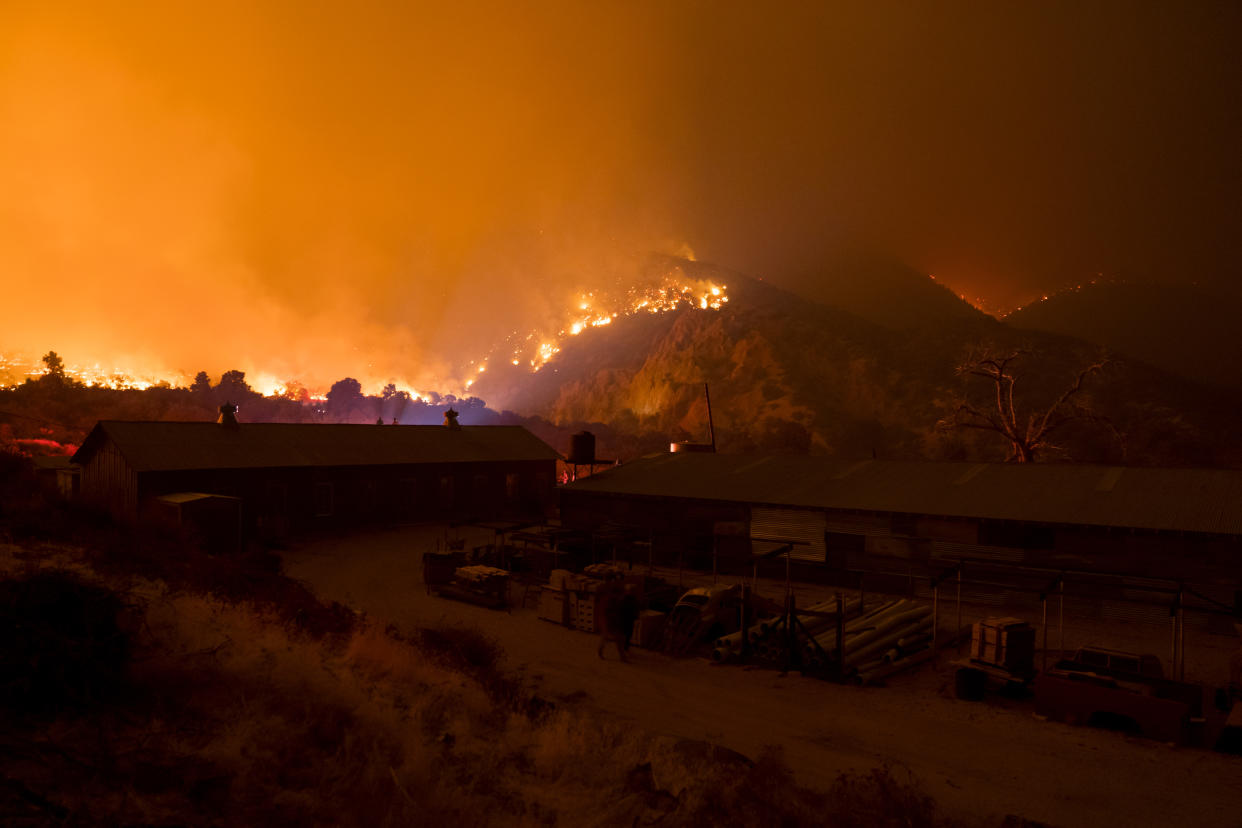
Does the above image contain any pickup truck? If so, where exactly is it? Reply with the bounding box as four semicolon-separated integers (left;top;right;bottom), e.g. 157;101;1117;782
1033;647;1213;745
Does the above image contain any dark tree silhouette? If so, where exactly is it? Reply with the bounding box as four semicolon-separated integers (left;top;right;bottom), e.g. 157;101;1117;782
214;370;257;402
938;348;1108;463
41;351;65;380
190;371;212;394
325;377;365;422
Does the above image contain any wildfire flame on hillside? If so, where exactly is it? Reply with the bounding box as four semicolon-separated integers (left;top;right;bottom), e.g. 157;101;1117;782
0;354;177;391
3;270;729;400
464;272;727;389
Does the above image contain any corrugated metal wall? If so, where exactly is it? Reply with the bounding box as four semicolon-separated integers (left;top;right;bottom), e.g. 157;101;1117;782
751;507;826;563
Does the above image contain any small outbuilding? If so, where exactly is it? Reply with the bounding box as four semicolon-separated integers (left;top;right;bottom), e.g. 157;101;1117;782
32;455;80;500
72;419;560;541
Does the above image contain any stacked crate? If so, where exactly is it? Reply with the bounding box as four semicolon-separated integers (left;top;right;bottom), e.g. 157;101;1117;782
971;617;1035;675
573;584;598;633
630;610;666;649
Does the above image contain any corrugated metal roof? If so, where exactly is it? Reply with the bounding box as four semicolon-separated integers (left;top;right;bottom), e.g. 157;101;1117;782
72;421;561;472
155;492;240;504
564;453;1242;536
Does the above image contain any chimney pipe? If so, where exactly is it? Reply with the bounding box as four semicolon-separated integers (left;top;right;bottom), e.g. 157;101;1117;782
443;408;461;430
217;402;239;429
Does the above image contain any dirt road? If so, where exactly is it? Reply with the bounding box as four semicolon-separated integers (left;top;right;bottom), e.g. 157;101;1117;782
281;526;1242;828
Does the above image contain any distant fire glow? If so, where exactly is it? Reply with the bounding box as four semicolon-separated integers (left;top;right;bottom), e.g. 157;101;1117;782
1;269;730;399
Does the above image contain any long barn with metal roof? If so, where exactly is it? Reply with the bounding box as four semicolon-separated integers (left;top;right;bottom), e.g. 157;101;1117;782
563;453;1242;536
73;419;560;538
561;453;1242;606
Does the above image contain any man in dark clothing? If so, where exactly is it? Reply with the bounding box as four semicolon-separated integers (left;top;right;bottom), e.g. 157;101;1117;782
597;582;640;662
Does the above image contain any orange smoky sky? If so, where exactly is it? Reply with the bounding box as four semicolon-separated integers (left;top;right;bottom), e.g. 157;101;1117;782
2;2;1238;392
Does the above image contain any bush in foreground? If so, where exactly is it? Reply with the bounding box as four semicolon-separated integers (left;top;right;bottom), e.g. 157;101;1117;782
0;550;954;827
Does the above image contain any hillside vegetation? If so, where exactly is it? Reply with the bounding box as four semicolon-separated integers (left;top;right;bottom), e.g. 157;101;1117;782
475;259;1242;466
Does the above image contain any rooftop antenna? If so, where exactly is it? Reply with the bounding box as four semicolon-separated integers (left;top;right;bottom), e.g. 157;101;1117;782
705;383;716;452
669;382;718;454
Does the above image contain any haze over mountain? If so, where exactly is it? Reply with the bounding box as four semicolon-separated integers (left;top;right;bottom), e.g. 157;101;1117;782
776;253;992;332
473;258;1242;468
1005;282;1242;392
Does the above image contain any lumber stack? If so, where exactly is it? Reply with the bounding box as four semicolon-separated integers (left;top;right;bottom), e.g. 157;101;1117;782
710;597;935;683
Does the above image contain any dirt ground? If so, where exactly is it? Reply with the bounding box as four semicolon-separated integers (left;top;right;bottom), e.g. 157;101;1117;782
280;524;1242;828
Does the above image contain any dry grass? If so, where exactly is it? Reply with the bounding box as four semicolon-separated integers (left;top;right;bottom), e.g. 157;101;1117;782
0;534;957;827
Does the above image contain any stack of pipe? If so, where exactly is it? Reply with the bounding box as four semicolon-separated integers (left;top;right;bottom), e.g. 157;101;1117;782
710;597;863;664
811;599;934;681
708;596;935;682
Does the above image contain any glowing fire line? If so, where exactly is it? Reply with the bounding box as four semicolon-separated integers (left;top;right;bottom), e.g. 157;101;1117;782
2;271;730;400
469;273;729;379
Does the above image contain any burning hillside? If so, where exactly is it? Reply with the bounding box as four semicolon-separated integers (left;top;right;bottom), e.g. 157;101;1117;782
465;267;728;389
1;265;729;402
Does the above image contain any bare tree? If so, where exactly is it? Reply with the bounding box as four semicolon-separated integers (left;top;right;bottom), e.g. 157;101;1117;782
938;348;1109;463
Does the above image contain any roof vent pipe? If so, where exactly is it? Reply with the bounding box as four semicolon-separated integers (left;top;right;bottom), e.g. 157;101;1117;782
217;402;239;429
669;383;716;453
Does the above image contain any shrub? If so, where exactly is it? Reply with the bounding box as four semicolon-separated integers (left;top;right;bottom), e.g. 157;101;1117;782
0;570;132;714
825;764;940;828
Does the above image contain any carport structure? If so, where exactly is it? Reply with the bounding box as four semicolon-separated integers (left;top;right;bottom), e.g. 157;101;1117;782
560;453;1242;674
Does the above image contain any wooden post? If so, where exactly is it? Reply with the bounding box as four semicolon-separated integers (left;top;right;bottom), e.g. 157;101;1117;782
932;580;939;658
1177;587;1186;681
1058;578;1065;660
1041;593;1048;672
740;583;750;659
787;592;798;673
712;535;718;585
956;567;962;653
836;592;844;680
1170;603;1178;677
785;548;791;597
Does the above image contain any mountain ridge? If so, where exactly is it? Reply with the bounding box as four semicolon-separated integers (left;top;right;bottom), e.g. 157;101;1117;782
473;259;1242;467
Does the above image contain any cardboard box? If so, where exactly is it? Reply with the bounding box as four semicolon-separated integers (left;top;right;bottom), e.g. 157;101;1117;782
630;610;666;649
971;617;1034;673
538;587;567;625
549;569;576;591
573;592;596;633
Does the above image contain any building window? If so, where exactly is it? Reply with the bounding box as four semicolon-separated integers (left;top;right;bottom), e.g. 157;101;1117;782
314;482;334;517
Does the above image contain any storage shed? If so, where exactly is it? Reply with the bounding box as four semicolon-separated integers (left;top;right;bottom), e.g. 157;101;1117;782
72;420;560;539
560;453;1242;619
